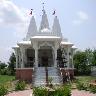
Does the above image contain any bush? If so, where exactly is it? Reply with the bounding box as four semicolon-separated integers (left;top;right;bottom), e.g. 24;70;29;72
76;81;88;91
33;85;71;96
0;85;8;96
33;87;47;96
89;85;96;93
55;85;71;96
15;81;26;91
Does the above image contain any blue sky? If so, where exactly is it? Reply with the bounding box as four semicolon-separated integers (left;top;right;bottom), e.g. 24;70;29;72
0;0;96;62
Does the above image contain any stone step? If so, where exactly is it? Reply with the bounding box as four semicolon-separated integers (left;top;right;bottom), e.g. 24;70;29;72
33;67;62;86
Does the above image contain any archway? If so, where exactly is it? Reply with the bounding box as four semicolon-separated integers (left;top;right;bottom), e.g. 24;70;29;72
38;46;54;67
25;48;35;67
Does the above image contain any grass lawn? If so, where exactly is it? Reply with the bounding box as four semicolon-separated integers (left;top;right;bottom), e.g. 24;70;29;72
75;76;96;83
0;75;15;84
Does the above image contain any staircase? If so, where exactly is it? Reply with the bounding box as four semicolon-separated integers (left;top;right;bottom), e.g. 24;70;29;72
33;67;46;86
48;67;62;85
33;67;62;87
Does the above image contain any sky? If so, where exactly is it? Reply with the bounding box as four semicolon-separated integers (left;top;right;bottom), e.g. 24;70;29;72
0;0;96;63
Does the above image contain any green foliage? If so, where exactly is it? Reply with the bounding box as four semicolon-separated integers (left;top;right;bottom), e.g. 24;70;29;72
0;62;8;75
89;85;96;93
76;81;88;90
48;77;53;88
55;85;71;96
92;49;96;66
8;52;16;75
33;87;47;96
73;49;92;75
15;81;26;91
0;85;8;96
33;85;71;96
0;62;7;69
0;75;15;84
75;76;96;93
57;48;67;67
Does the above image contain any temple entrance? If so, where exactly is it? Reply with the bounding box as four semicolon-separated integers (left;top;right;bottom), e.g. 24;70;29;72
38;46;54;67
42;56;48;67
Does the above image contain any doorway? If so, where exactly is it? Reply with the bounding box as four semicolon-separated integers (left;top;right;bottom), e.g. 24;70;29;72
42;56;48;67
38;46;53;67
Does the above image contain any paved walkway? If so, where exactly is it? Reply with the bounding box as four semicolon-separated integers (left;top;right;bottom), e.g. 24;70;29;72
6;90;32;96
71;89;96;96
6;89;96;96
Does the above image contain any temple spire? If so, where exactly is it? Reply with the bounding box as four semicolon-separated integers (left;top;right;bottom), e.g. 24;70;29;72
39;4;49;31
52;16;62;37
26;16;37;40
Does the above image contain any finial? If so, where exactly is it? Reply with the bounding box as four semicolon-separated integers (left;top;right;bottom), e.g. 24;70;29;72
42;2;45;14
42;2;45;10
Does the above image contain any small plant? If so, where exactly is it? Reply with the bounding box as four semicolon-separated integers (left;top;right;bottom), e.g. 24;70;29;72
15;81;26;91
0;85;8;96
76;81;88;90
33;85;71;96
48;77;53;88
33;87;47;96
89;85;96;93
55;85;71;96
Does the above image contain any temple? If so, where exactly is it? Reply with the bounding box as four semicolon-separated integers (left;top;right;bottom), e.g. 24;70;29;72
13;9;77;85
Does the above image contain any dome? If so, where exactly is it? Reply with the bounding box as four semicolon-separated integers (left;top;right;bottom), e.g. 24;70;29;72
41;28;51;33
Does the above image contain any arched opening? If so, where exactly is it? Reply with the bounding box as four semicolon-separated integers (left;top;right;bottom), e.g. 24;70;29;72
38;46;54;67
25;48;35;67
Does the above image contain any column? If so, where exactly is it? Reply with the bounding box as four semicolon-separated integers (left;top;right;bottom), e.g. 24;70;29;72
72;49;74;69
35;48;38;67
54;48;57;67
67;46;70;68
15;49;18;68
20;47;25;68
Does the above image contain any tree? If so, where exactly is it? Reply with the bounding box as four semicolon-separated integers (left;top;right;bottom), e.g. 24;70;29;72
92;49;96;66
8;52;16;75
57;48;67;68
73;50;91;75
0;61;7;69
0;61;7;75
85;48;93;66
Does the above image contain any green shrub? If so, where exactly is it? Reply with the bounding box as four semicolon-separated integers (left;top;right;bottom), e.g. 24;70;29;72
55;85;71;96
76;81;88;90
15;81;26;91
33;85;71;96
0;85;8;96
33;87;47;96
89;85;96;93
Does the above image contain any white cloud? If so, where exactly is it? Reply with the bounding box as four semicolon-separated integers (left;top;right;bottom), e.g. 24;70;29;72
0;0;32;62
78;11;88;20
73;11;88;25
0;0;23;24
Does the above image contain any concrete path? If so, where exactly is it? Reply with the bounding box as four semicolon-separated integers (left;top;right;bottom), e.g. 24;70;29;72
6;90;32;96
6;89;96;96
71;89;96;96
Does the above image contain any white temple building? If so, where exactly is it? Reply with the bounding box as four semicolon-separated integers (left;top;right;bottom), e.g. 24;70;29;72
13;9;77;85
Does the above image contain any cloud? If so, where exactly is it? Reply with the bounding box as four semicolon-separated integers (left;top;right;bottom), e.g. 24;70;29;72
73;11;88;25
78;11;88;20
0;0;32;37
0;0;32;62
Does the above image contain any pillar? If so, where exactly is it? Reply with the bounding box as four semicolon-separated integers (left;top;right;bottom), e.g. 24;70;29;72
20;47;25;68
67;46;70;68
35;48;38;67
54;48;57;67
15;49;18;68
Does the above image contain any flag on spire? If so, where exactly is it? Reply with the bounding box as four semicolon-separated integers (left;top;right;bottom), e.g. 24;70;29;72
29;9;33;15
52;10;56;15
